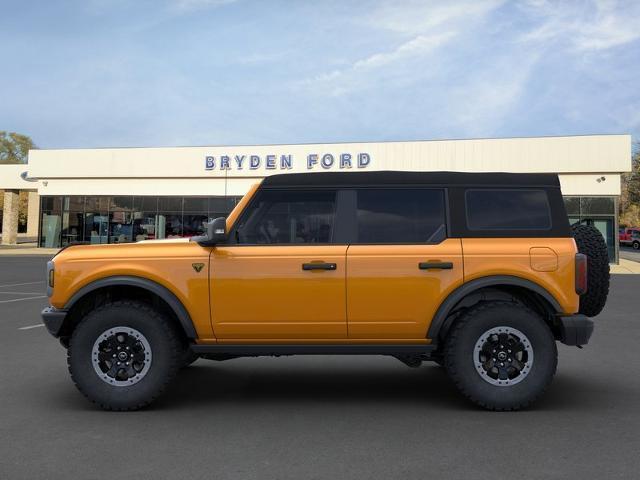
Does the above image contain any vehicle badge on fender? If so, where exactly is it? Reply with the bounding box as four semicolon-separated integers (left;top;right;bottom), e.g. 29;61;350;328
192;263;204;273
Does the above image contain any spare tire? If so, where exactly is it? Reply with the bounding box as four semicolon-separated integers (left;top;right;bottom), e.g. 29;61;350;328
571;224;610;317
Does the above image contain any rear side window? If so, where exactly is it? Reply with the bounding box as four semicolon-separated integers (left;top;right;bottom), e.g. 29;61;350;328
465;189;551;230
356;189;446;243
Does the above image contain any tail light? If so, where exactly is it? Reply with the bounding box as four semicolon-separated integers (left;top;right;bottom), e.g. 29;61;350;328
575;253;588;295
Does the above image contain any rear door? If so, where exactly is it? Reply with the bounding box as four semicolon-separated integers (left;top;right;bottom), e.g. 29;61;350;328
346;188;464;339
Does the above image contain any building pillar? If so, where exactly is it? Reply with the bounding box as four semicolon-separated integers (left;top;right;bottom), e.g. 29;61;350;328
1;189;20;245
26;191;40;238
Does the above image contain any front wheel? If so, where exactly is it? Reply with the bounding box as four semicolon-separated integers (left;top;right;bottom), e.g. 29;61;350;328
68;301;184;411
633;241;640;250
444;301;557;411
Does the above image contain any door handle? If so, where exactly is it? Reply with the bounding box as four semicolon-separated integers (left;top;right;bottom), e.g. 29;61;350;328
419;262;453;270
302;262;337;271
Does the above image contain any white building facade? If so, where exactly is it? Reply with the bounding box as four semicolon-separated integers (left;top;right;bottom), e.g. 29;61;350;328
0;134;632;262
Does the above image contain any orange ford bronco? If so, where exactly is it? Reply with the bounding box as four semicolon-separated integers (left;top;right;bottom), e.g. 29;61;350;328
42;171;610;411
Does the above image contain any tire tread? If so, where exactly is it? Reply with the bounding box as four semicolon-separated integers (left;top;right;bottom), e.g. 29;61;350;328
572;224;610;317
67;300;183;411
444;301;557;411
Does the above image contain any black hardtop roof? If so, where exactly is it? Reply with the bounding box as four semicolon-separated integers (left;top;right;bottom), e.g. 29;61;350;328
262;171;561;188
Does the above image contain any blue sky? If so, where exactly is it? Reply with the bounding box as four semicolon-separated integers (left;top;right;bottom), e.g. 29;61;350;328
1;0;639;148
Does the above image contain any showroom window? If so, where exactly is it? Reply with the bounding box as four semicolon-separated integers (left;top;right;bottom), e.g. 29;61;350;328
564;196;617;263
39;195;242;248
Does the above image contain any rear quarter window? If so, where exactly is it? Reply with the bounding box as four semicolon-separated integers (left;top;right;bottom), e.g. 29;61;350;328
465;189;552;231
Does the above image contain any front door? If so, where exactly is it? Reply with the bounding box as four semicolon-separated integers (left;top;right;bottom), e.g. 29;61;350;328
346;188;464;339
210;188;347;340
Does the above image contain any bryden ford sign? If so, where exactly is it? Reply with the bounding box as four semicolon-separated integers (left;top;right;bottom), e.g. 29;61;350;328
205;152;371;171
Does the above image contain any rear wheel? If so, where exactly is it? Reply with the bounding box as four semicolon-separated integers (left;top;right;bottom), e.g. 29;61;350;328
633;240;640;250
68;301;184;411
444;301;557;411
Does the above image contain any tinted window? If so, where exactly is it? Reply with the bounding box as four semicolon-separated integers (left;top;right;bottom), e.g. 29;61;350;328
466;189;551;230
234;190;336;244
356;189;446;243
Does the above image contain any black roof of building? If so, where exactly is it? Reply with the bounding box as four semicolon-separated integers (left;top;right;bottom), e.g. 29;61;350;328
262;171;561;188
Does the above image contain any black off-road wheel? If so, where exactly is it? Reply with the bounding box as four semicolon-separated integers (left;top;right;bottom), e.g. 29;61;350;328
67;301;184;411
572;223;610;317
444;301;557;411
633;240;640;250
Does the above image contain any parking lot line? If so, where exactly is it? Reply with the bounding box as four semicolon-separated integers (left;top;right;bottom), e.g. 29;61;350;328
18;324;44;330
0;295;47;304
0;291;46;295
0;281;45;288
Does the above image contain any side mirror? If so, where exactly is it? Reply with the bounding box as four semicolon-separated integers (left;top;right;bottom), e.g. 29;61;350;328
191;217;227;246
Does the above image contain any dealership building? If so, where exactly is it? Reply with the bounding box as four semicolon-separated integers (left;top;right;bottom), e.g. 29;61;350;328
0;134;632;262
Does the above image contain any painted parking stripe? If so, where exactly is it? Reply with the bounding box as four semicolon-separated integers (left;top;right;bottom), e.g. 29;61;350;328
18;324;45;330
0;295;47;304
0;281;45;288
0;291;46;295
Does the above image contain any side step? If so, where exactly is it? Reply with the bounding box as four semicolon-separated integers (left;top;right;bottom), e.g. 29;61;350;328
190;343;436;357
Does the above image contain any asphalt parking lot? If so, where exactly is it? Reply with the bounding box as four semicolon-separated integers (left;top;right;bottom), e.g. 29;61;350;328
1;256;639;479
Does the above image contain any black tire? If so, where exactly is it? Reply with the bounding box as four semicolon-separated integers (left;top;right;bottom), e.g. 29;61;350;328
444;301;557;411
633;241;640;250
68;301;184;411
572;224;610;317
182;350;200;368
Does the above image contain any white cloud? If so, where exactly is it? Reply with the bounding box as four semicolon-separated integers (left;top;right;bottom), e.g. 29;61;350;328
445;54;541;137
236;50;289;65
520;0;640;51
301;32;455;96
352;32;456;70
169;0;237;13
365;0;505;35
301;0;504;97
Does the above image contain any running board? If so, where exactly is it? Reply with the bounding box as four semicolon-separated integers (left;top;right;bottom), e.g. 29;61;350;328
190;344;436;357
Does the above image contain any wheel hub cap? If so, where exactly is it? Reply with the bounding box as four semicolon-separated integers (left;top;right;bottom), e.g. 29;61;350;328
92;327;152;387
473;326;534;386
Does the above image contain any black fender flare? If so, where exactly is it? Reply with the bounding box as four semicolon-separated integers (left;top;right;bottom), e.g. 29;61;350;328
427;275;563;341
65;276;197;339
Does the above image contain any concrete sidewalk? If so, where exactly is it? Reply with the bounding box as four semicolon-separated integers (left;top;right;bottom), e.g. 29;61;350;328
610;258;640;274
0;246;59;256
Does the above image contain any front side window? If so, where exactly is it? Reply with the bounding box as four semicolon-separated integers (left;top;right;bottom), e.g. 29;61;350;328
234;190;336;244
466;189;551;230
356;189;446;244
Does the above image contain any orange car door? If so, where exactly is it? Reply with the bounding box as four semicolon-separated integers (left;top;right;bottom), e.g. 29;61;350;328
346;188;464;339
210;189;348;340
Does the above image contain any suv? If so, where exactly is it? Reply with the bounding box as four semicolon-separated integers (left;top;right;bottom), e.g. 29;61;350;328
619;227;640;249
42;171;610;411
